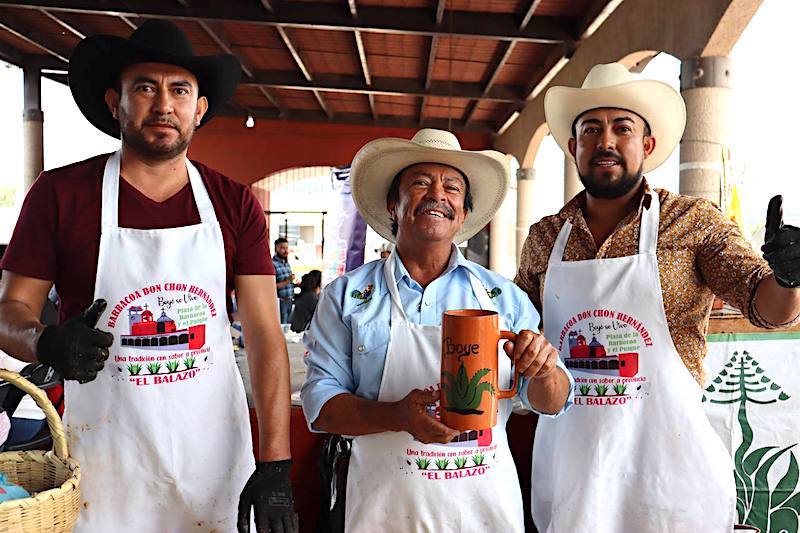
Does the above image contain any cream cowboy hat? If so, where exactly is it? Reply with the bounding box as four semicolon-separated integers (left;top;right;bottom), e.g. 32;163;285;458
350;128;509;244
544;62;686;173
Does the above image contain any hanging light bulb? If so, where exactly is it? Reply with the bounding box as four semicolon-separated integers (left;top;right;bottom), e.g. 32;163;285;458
245;113;255;128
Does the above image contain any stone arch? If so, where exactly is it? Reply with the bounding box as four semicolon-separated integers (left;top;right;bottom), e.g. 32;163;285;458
521;122;551;170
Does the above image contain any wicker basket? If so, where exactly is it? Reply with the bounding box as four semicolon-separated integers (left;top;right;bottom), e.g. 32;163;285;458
0;369;81;532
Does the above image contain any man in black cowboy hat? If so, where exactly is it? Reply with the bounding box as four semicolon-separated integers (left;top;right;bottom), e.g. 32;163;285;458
0;20;297;533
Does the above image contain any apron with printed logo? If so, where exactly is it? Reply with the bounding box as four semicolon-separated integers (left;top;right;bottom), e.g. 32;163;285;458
532;192;735;532
343;255;524;533
64;151;254;532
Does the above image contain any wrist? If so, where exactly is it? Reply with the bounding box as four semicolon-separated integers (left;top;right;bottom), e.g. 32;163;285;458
34;324;56;363
255;459;292;477
385;400;408;433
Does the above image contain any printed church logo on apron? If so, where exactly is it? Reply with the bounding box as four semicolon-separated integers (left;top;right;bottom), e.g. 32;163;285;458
558;308;653;406
105;282;217;386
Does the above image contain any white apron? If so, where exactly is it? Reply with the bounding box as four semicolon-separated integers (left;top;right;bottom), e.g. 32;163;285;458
64;151;254;532
532;192;736;532
343;255;524;533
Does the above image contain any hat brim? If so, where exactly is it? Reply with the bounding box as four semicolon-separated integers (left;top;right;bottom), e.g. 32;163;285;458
68;35;241;139
350;138;510;244
544;79;686;173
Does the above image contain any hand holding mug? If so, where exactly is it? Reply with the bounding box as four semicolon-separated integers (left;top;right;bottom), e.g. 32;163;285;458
394;388;458;444
502;330;559;381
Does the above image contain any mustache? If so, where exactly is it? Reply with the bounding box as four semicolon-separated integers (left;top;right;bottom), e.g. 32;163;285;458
591;150;623;165
143;118;179;129
414;200;455;219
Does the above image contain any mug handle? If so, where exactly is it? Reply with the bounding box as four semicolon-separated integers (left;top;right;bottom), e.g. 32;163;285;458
497;330;519;400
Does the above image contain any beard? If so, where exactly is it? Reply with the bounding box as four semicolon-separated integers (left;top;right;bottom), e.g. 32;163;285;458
119;113;194;161
578;152;643;199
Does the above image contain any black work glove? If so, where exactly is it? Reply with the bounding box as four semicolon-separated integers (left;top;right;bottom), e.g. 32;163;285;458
35;299;114;383
762;195;800;288
237;459;298;533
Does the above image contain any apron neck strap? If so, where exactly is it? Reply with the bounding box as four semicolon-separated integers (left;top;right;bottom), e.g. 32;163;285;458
638;190;660;255
101;150;216;229
547;190;661;264
548;221;573;265
382;251;497;323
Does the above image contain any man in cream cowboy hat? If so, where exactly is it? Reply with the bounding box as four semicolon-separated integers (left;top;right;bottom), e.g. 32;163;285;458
516;63;800;531
0;20;297;533
301;128;574;532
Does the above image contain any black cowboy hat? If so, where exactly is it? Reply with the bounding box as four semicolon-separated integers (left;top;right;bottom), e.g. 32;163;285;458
68;20;241;139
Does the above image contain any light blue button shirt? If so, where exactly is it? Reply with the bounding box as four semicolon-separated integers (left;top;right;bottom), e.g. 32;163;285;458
301;247;575;430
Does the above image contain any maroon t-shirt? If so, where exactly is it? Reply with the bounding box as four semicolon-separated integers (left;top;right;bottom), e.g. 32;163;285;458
1;153;274;323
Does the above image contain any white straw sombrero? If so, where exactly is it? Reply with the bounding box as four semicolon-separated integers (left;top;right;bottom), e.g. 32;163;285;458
350;128;510;244
545;63;686;173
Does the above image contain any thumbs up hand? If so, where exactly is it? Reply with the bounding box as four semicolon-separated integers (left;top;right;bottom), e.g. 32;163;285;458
36;299;114;383
762;195;800;288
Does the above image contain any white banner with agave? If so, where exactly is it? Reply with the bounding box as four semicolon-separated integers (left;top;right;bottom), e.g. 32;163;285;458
704;332;800;533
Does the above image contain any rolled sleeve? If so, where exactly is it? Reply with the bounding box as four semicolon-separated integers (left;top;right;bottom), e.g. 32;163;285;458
695;200;774;326
518;361;575;418
300;279;355;431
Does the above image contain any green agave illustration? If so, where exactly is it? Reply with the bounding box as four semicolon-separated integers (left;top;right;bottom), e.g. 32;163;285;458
704;350;799;532
165;360;181;373
594;384;609;396
127;363;142;375
613;383;628;396
472;454;485;466
442;363;495;415
147;362;162;375
414;458;430;470
435;458;451;470
183;356;196;369
578;384;592;396
454;456;469;469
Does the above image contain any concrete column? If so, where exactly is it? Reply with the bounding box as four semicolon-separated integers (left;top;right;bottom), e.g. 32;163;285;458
679;56;732;206
489;178;517;279
564;155;582;204
23;64;44;193
516;167;535;262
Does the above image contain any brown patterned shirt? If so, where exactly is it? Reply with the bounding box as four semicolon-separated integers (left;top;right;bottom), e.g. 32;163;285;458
515;180;777;385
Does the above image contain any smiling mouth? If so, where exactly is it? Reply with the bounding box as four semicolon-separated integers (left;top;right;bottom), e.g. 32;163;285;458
593;159;619;167
423;209;449;219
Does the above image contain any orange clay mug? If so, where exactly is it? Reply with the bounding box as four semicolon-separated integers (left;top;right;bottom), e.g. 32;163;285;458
440;309;519;431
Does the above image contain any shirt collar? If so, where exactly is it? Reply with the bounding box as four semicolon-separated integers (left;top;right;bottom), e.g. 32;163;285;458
392;243;471;288
558;177;654;222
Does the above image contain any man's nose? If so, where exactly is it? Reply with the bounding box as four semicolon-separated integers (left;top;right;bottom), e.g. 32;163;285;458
425;180;446;202
151;89;174;115
596;128;616;151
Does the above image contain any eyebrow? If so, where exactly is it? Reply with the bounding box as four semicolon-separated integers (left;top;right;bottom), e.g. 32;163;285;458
579;116;636;127
131;76;193;88
410;172;465;183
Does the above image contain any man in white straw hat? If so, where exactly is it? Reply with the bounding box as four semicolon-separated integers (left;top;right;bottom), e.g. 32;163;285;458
516;62;800;532
301;128;574;532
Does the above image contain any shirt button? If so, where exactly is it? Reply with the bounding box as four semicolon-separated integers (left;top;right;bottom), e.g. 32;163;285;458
357;345;365;352
424;301;431;307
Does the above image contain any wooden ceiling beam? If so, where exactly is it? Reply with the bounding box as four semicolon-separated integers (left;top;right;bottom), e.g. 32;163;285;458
519;0;543;30
0;1;571;43
118;15;138;29
274;26;331;117
0;13;69;63
243;71;522;103
221;106;495;133
196;19;287;117
39;9;91;39
435;0;445;26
